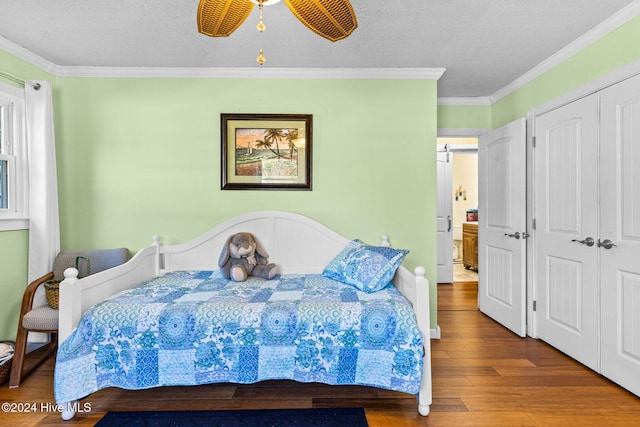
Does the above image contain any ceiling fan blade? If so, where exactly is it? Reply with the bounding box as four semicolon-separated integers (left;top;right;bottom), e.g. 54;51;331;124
284;0;357;42
197;0;254;37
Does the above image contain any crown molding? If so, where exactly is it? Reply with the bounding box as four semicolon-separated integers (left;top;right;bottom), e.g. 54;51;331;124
0;35;58;74
490;0;640;104
54;66;446;80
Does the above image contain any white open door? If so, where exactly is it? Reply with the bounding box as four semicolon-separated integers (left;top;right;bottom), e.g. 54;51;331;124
478;119;527;337
436;149;453;283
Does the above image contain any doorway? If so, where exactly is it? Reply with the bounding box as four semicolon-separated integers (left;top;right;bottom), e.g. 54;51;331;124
436;138;478;284
437;120;528;338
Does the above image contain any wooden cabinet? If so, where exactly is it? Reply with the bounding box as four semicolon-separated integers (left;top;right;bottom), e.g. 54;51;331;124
462;222;478;271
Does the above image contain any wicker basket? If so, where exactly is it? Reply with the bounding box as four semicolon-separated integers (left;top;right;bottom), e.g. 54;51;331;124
44;281;61;309
0;359;11;385
0;341;14;385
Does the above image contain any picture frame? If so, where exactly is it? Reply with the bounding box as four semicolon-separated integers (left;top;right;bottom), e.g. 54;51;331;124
221;113;313;190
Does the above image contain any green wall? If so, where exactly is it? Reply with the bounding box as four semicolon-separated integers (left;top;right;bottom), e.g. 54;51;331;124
0;230;28;339
55;78;437;264
54;76;439;326
0;62;440;339
437;104;491;130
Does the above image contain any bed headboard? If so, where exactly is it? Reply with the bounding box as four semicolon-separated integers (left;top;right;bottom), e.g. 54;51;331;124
160;210;352;274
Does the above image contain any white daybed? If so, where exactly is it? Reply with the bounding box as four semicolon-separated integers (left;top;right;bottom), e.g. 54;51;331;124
55;210;432;420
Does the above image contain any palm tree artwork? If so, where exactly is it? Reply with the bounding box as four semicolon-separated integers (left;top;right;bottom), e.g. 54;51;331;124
234;127;301;178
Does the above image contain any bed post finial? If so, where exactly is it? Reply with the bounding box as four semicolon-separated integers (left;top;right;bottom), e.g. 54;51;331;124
64;267;79;279
380;235;391;247
414;266;426;278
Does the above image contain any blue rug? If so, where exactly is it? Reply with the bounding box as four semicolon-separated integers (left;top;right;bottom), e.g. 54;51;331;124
94;407;368;426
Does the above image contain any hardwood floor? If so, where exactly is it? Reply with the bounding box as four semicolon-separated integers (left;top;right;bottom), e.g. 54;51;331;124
2;282;639;426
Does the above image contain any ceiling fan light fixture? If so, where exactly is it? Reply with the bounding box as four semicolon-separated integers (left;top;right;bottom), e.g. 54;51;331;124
197;0;357;65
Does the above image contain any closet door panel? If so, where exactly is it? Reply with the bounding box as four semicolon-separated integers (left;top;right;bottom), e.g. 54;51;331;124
534;94;599;371
600;72;640;396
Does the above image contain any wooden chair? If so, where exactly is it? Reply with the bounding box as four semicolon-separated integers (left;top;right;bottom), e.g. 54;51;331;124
9;248;129;388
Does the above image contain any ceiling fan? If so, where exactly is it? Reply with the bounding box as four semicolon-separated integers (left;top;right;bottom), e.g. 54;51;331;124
197;0;358;64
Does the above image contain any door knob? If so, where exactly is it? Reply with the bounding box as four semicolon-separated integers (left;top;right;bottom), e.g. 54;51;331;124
597;239;617;249
504;232;521;239
571;237;595;247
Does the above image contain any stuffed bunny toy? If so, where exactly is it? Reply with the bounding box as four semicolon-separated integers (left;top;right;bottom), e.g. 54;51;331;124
218;232;277;281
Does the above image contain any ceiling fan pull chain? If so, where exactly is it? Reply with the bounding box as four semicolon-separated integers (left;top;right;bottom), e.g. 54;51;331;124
256;0;267;65
256;0;266;32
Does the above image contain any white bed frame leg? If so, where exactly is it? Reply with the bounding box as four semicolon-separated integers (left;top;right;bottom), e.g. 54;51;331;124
414;266;432;417
60;401;77;420
418;394;431;416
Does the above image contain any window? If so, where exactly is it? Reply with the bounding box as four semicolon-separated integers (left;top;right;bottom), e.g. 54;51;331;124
0;81;27;230
1;101;11;210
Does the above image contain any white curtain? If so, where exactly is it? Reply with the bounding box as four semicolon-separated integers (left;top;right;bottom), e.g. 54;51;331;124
26;80;60;286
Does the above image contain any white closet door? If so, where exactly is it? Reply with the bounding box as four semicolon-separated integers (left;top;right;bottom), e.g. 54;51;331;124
437;150;453;283
534;94;600;370
599;73;640;396
478;118;526;336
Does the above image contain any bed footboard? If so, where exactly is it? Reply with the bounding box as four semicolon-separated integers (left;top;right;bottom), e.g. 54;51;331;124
392;266;432;416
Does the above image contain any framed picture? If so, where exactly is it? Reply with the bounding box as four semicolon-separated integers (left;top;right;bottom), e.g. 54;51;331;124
221;113;312;190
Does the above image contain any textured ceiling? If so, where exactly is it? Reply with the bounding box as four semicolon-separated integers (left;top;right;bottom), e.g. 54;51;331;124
0;0;636;97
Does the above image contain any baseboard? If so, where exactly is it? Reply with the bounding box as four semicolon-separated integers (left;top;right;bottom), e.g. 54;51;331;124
431;326;441;339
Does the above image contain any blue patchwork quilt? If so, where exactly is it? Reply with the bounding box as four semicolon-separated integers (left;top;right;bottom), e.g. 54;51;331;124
54;271;424;403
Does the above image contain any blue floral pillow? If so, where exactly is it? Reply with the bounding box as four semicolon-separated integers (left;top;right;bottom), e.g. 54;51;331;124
322;239;409;293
